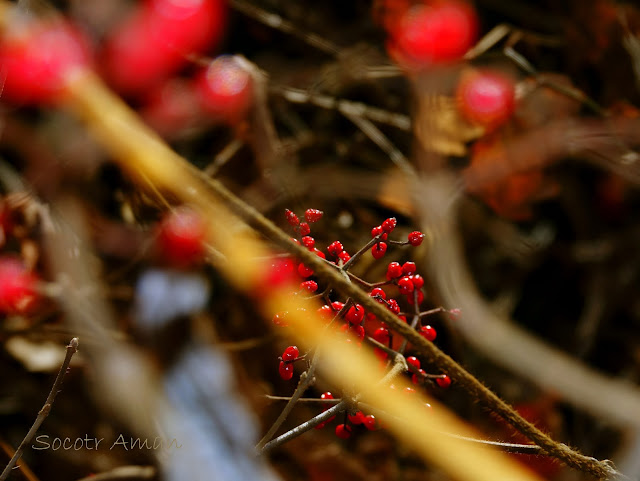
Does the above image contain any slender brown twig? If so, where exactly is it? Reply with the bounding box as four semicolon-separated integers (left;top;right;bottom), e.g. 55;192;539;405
0;338;79;481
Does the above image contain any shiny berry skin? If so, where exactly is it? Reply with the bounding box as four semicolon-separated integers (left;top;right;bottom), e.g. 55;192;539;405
373;327;390;345
420;325;437;341
299;222;311;236
331;301;345;312
406;356;421;370
327;241;344;256
304;209;323;223
370;287;387;301
156;206;207;267
301;236;315;248
348;411;365;425
317;304;334;321
0;258;39;314
371;242;388;259
348;324;366;341
381;217;397;233
337;251;351;263
411;274;425;289
300;280;318;292
402;262;416;275
363;415;377;431
197;55;253;122
456;69;516;129
412;368;426;385
278;360;294;380
407;290;425;305
371;225;383;237
102;0;226;95
436;374;452;388
321;392;336;422
408;231;425;246
335;424;352;439
0;20;90;105
298;263;314;278
282;345;299;362
386;262;403;280
387;298;400;314
345;304;365;324
285;209;300;226
390;2;478;67
397;276;414;295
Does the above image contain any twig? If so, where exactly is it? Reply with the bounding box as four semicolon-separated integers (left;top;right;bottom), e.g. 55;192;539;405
0;338;79;481
74;466;155;481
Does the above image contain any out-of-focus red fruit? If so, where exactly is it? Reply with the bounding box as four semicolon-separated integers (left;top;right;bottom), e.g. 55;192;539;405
388;1;478;69
156;206;207;267
0;257;40;314
102;0;226;95
196;55;253;123
141;78;201;137
456;70;516;129
0;19;90;105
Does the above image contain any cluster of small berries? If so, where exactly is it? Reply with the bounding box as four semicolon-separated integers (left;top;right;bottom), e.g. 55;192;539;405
271;208;455;440
315;391;378;439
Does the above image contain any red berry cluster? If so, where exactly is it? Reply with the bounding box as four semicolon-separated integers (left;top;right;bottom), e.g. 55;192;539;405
270;208;455;440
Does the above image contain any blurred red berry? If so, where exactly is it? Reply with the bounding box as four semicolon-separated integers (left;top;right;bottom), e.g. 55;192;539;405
0;258;39;314
156;206;207;267
301;236;315;248
197;55;253;122
282;345;299;362
363;414;377;431
0;19;90;105
278;360;294;380
298;262;314;278
390;2;477;68
456;69;516;129
386;261;403;280
335;423;352;439
348;411;365;425
373;327;390;345
299;222;311;236
436;374;451;388
285;209;300;226
102;0;226;94
300;280;318;292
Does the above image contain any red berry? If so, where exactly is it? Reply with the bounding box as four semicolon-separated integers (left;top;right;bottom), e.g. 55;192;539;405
371;225;383;237
412;368;426;385
282;345;299;362
437;374;452;389
373;327;390;345
102;0;226;94
411;274;425;289
363;415;377;431
406;356;421;370
285;209;300;226
312;248;326;260
298;263;314;278
337;251;351;263
259;257;297;294
390;2;478;67
156;206;207;267
278;360;294;380
304;209;323;223
197;55;253;122
408;231;425;246
300;280;318;292
335;424;352;439
301;236;315;248
272;311;288;326
381;217;397;233
321;392;336;422
456;69;515;129
387;298;400;314
345;304;365;324
327;241;344;256
0;258;39;314
397;276;414;295
0;20;90;105
420;325;437;342
374;347;389;362
348;411;365;425
370;287;387;300
386;261;403;280
448;308;461;319
371;242;388;259
407;290;425;305
402;262;416;275
317;304;334;321
299;222;311;236
331;301;345;312
348;324;366;341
